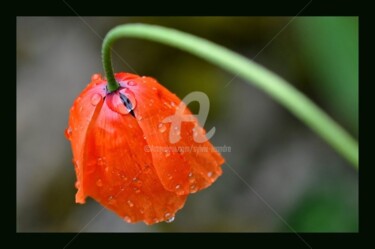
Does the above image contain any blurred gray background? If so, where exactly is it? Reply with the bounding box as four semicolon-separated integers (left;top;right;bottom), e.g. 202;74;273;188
17;17;358;232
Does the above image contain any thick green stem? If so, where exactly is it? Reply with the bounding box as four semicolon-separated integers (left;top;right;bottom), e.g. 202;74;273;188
101;24;358;169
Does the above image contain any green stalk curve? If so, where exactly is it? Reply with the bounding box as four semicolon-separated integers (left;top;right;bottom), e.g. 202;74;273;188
101;23;358;169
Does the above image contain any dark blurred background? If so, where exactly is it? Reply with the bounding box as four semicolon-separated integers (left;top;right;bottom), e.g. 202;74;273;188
17;17;358;232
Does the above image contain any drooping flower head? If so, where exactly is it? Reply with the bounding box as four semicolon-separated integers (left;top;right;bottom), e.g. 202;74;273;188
65;72;224;224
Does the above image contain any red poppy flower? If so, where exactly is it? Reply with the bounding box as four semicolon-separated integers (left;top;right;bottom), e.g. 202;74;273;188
65;72;224;225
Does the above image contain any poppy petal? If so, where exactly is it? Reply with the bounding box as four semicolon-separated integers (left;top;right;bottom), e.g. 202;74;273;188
120;73;225;195
81;93;187;224
66;76;106;203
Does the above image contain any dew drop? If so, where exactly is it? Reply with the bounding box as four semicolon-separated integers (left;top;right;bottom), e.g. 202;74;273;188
91;93;102;106
91;73;101;81
123;216;132;223
96;179;103;187
170;101;176;107
164;213;175;223
175;184;181;190
127;81;137;86
188;173;196;184
190;184;197;193
158;123;167;133
107;88;136;115
166;217;175;223
64;127;72;139
127;200;134;207
164;149;171;157
207;171;213;178
137;115;143;121
134;187;141;194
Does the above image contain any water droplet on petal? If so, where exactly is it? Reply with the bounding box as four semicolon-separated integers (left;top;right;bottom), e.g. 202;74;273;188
91;74;101;81
207;171;213;178
91;93;102;106
127;81;137;86
164;149;171;157
137;115;143;121
158;123;167;133
190;184;197;193
64;127;72;139
170;101;176;107
134;187;141;194
175;184;181;190
189;173;196;183
165;213;175;223
107;88;136;115
188;172;193;178
96;179;103;187
127;200;134;207
124;216;132;223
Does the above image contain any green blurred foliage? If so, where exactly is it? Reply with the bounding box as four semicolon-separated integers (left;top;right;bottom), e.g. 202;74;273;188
285;181;358;232
295;17;358;136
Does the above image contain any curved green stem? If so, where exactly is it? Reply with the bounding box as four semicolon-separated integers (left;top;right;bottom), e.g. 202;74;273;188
101;23;358;169
102;34;120;92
